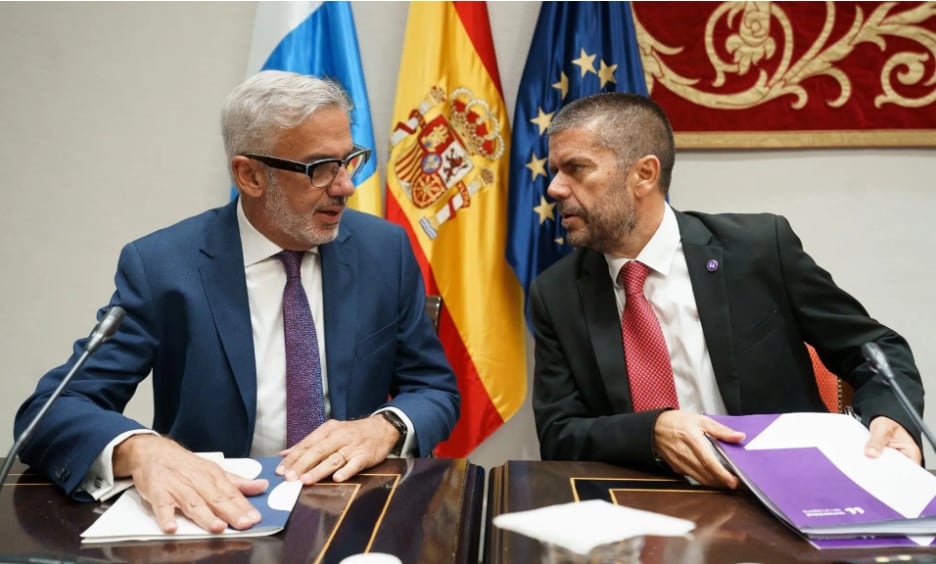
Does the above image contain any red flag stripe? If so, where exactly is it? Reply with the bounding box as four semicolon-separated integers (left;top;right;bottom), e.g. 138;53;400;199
385;191;502;456
452;2;504;97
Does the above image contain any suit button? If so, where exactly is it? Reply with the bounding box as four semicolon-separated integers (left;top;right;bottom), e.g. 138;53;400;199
56;467;70;482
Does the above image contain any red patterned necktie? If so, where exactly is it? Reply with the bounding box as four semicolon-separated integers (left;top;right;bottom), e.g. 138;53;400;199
620;261;679;411
277;250;326;447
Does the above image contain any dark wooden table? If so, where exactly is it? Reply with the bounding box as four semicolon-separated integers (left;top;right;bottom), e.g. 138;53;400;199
0;457;483;564
486;460;936;564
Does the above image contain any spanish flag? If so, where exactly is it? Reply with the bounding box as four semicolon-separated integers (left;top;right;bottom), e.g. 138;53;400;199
385;1;526;456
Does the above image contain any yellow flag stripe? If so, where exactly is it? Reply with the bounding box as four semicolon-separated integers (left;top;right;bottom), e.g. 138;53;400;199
348;171;382;217
387;2;526;422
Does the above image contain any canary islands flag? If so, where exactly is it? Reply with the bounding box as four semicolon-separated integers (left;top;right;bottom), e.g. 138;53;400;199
385;2;527;456
506;1;648;325
246;1;381;215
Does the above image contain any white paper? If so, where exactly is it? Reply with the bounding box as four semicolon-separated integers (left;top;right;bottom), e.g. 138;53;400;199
492;499;695;555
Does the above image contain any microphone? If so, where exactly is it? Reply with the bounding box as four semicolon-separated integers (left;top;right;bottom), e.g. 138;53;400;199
0;306;126;492
84;305;125;353
861;341;936;453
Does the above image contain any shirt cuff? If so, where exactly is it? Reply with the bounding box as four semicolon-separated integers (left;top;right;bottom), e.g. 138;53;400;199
80;429;158;502
377;406;417;457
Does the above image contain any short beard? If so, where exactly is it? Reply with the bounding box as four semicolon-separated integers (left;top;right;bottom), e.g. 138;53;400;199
561;180;637;254
265;172;344;248
584;203;637;254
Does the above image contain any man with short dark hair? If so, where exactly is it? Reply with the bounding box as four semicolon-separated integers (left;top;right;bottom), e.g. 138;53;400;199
532;92;923;488
15;70;459;533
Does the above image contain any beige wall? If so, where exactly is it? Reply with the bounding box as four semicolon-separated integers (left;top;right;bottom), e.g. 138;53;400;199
1;2;933;468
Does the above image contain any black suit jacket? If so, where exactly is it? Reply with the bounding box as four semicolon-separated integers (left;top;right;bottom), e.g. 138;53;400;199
531;210;923;470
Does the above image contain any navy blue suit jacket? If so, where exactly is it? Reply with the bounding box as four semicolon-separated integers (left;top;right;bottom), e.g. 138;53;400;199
15;200;460;496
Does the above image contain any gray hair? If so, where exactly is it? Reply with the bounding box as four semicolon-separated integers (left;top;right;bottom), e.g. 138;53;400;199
548;92;675;195
221;70;353;166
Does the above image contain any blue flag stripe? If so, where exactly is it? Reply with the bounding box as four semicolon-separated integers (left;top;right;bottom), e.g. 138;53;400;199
506;1;648;327
261;2;377;184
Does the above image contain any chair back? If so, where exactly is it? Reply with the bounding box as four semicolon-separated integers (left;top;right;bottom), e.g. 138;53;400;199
425;295;442;333
807;343;854;413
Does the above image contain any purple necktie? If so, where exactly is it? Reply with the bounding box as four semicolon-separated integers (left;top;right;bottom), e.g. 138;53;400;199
276;250;326;447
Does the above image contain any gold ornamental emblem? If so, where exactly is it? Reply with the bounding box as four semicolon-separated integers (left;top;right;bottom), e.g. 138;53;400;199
390;86;505;239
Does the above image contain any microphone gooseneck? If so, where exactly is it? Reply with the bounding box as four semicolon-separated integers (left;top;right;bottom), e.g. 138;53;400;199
0;306;126;492
861;341;936;454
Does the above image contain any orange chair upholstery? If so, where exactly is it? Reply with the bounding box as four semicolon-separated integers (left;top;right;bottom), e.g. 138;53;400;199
808;343;854;413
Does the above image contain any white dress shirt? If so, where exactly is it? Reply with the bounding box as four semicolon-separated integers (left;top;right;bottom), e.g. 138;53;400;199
238;200;329;456
237;201;415;457
604;204;727;415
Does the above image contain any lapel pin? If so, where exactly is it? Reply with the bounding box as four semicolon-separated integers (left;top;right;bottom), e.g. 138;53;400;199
706;259;719;272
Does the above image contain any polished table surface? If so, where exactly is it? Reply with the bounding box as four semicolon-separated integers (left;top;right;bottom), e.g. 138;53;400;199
0;457;483;564
486;460;936;564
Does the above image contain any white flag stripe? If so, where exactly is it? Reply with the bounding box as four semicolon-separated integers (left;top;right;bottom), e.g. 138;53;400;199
247;2;321;74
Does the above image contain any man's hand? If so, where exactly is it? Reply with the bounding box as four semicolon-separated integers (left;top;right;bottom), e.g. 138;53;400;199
276;415;399;485
653;411;745;489
113;435;268;534
865;416;922;464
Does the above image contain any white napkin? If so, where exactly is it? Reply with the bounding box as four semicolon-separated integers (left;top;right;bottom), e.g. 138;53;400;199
492;499;695;556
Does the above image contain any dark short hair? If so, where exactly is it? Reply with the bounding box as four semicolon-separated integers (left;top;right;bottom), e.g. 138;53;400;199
548;92;675;195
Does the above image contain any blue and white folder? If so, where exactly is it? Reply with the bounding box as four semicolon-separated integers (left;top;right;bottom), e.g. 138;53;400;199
81;456;302;543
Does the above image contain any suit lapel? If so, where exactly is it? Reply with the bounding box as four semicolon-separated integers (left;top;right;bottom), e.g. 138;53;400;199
578;251;634;413
198;201;257;420
676;211;740;412
320;225;356;421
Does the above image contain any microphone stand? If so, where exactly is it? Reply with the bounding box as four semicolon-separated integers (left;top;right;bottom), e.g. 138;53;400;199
0;306;124;492
879;360;936;454
0;349;93;491
862;342;936;455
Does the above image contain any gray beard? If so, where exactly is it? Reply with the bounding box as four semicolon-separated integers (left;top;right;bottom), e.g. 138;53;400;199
265;177;343;248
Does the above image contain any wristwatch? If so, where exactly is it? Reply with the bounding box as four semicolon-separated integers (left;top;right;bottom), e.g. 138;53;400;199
381;410;408;456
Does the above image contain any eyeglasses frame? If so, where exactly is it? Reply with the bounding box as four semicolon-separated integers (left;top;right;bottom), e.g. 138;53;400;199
241;145;372;189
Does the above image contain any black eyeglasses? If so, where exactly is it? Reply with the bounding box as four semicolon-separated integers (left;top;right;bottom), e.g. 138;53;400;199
242;145;372;189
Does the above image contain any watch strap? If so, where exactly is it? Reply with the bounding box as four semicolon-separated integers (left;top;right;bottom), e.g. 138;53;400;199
381;410;408;456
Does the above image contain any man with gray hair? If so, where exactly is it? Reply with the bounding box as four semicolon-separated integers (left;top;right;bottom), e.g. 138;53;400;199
15;71;459;533
532;92;923;488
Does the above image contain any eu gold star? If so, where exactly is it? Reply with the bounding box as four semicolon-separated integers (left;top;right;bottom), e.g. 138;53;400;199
526;152;548;182
529;107;555;136
552;71;569;100
533;195;556;225
598;60;618;88
572;48;597;77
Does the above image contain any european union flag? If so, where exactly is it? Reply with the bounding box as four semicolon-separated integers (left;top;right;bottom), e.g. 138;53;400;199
506;1;647;326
